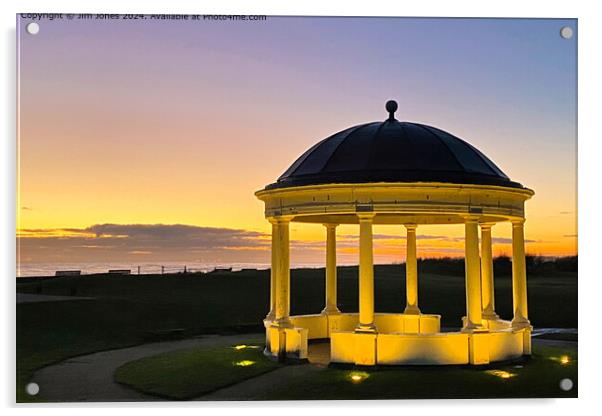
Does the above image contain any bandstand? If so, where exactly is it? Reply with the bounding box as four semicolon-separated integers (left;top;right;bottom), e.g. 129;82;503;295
255;100;534;366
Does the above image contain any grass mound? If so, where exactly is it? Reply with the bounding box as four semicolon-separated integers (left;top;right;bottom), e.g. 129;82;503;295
114;342;280;400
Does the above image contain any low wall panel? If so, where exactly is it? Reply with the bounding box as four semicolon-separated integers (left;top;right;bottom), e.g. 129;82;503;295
377;333;470;365
328;313;358;333
290;314;328;339
488;330;524;362
330;331;356;363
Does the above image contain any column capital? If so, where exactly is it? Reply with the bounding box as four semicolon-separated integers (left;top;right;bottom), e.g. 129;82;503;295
357;212;376;221
268;215;294;225
404;223;417;231
322;223;339;230
479;222;495;230
462;215;480;223
511;218;526;226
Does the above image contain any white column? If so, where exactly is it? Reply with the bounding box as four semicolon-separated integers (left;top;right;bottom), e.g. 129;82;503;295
266;219;278;321
322;224;340;314
463;216;484;331
356;213;376;332
273;217;292;328
480;223;498;319
511;219;530;327
404;224;420;314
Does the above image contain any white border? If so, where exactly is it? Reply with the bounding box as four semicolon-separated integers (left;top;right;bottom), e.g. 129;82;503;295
2;1;599;415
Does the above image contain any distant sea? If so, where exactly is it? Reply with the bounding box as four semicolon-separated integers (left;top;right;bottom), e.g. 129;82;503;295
16;261;332;277
16;262;272;277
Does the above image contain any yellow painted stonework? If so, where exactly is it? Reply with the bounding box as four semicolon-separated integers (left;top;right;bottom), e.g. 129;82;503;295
257;181;534;366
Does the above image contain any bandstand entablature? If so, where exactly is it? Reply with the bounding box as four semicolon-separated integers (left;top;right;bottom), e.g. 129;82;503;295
256;182;533;225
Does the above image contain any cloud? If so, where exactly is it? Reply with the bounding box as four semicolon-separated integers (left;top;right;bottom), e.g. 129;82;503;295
84;223;267;248
340;234;537;245
17;223;271;263
338;233;462;242
492;237;537;244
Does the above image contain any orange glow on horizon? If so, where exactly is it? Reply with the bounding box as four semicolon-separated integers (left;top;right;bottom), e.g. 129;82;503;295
16;18;576;266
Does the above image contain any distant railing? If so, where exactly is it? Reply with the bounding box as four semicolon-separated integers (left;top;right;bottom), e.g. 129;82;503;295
55;270;81;277
108;269;131;275
35;264;273;279
50;265;242;277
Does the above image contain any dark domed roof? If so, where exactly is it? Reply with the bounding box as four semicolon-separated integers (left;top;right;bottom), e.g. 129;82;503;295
267;100;524;190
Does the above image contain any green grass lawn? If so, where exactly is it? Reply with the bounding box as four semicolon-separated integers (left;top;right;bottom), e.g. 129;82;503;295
109;343;577;400
257;344;577;400
114;341;279;400
16;263;577;402
16;272;271;402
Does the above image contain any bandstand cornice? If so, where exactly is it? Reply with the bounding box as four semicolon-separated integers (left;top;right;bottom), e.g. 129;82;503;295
256;181;534;224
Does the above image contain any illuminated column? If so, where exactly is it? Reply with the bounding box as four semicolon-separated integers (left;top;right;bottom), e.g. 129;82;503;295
322;224;340;314
480;223;498;319
511;219;530;327
404;224;420;314
273;217;292;328
356;213;376;332
463;216;484;331
265;219;279;321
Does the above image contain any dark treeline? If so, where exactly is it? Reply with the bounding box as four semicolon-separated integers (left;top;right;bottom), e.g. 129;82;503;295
416;255;577;277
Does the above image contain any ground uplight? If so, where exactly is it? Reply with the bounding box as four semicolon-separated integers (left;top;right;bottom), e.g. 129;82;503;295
485;370;516;379
349;371;370;383
234;360;256;367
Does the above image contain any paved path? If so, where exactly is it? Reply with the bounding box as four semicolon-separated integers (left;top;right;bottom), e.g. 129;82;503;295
17;293;93;304
198;364;322;401
30;335;576;402
199;342;329;401
32;334;260;402
531;338;578;349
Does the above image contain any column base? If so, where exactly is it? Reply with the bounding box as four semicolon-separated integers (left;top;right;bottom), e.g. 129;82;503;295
511;317;531;329
403;305;421;315
265;310;275;321
271;317;294;329
482;310;500;320
462;327;488;334
321;306;341;315
355;323;377;333
461;322;488;333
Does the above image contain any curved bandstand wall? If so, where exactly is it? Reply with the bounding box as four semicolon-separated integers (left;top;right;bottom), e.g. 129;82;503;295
265;313;531;366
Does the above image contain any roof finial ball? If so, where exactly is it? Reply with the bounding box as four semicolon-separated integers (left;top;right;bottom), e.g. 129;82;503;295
385;99;398;120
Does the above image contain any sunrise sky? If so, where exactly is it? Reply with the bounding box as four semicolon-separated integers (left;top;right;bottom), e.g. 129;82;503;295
16;16;577;273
